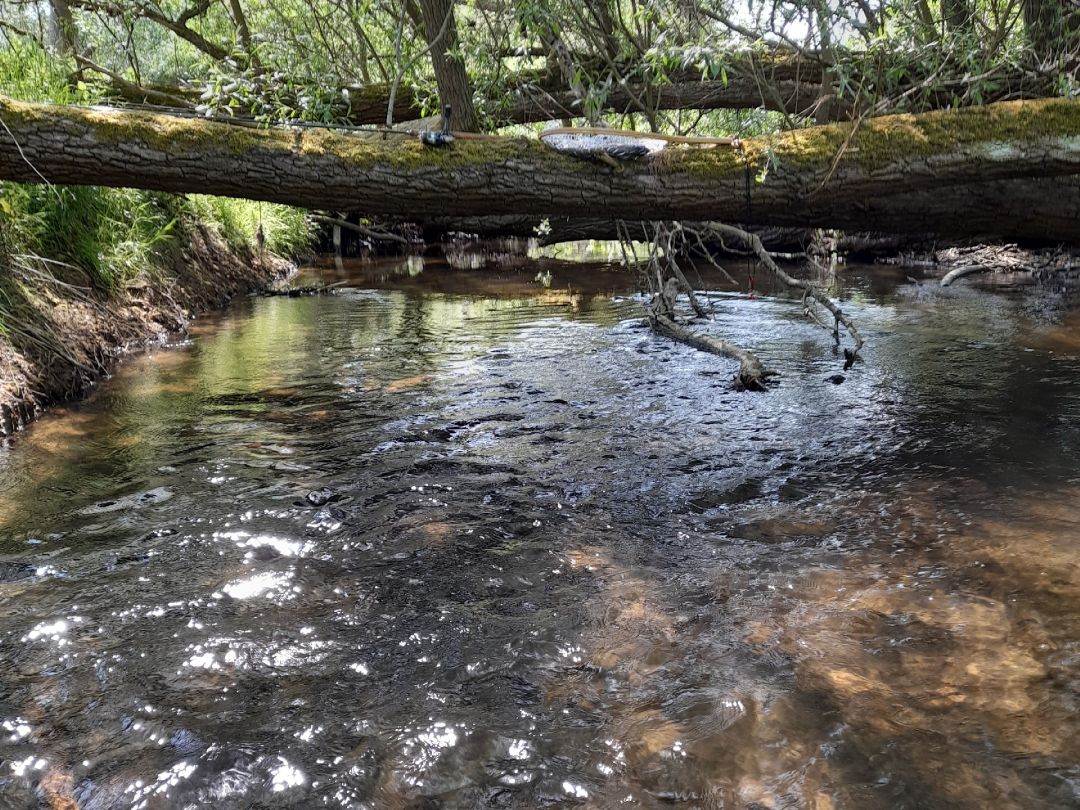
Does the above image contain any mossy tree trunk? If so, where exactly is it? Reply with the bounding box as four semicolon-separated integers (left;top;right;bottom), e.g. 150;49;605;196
0;96;1079;241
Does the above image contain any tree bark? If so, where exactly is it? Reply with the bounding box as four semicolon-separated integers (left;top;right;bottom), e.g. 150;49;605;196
279;60;1052;127
1;96;1079;242
47;0;79;57
1024;0;1080;63
89;55;1058;129
248;72;822;126
227;0;260;69
414;216;950;256
418;0;479;131
941;0;972;31
113;0;230;62
939;264;990;286
651;311;775;391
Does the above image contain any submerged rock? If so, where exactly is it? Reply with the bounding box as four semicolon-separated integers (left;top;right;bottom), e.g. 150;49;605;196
305;487;337;506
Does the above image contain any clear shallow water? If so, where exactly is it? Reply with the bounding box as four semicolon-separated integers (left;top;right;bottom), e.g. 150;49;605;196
0;258;1078;809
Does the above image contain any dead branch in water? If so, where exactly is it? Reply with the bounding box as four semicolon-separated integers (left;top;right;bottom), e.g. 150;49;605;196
620;221;775;391
703;222;865;357
650;277;776;390
620;218;866;388
940;264;991;287
934;244;1080;286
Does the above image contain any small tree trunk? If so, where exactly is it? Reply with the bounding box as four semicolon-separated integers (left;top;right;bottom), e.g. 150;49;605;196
1024;0;1080;63
941;0;972;31
47;0;79;57
227;0;261;70
418;0;479;132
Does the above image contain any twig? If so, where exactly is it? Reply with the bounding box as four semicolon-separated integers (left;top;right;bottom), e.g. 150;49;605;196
311;214;409;244
650;302;775;391
0;116;62;203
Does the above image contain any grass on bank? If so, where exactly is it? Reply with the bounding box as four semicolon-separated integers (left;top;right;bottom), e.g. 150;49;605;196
184;195;311;257
0;182;312;288
0;39;313;291
0;37;314;410
0;179;312;402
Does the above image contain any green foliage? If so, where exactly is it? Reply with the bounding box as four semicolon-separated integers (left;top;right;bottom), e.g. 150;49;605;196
0;34;310;297
0;39;97;104
0;0;1072;286
0;183;177;289
0;180;311;291
184;195;311;256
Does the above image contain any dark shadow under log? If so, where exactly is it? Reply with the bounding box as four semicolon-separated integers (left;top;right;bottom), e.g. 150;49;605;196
311;214;410;244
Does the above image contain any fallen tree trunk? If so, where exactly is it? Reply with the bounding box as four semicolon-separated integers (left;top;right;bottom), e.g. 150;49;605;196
96;61;825;125
94;77;805;126
139;60;1053;128
1;97;1079;241
73;35;1058;128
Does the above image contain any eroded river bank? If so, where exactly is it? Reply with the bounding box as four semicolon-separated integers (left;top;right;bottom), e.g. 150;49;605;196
0;257;1078;808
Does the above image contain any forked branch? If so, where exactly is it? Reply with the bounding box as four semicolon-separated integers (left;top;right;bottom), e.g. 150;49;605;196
704;221;865;357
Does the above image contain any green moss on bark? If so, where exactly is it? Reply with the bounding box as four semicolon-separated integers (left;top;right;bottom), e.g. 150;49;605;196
676;98;1080;180
2;95;1078;186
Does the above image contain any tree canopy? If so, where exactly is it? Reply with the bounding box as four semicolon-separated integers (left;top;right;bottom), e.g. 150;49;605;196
2;0;1077;137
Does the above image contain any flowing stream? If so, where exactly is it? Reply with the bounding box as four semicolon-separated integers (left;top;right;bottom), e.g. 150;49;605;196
0;256;1078;809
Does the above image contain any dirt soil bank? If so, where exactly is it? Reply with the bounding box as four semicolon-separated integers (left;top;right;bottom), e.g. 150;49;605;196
0;221;293;437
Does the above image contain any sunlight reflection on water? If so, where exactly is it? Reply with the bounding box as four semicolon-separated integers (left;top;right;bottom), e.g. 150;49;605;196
0;260;1077;807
